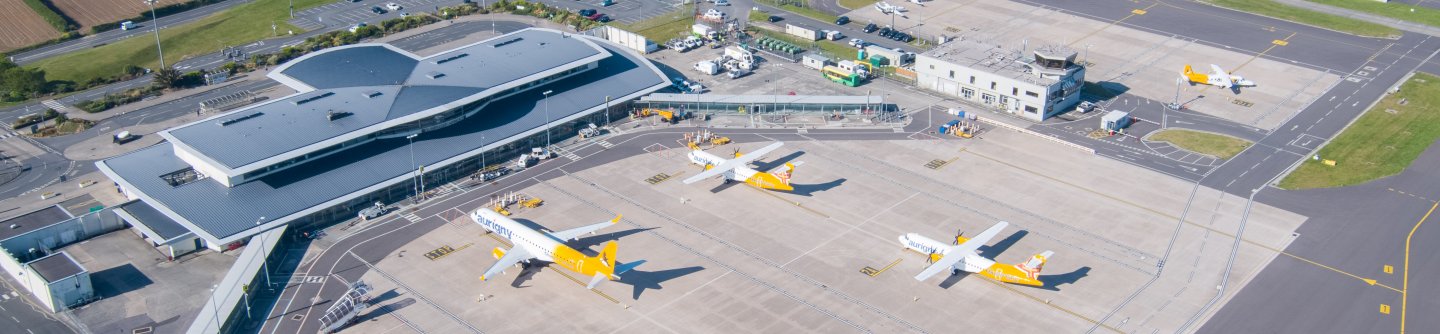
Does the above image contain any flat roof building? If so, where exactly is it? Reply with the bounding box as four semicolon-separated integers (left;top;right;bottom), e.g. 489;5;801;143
914;38;1085;122
98;28;670;250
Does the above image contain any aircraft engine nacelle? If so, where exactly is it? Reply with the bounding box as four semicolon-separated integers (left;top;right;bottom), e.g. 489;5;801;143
492;247;507;260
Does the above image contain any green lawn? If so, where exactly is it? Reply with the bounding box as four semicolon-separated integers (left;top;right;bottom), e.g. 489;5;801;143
611;3;695;42
1280;73;1440;189
1309;0;1440;29
1205;0;1399;37
837;0;878;10
1147;129;1252;160
29;0;331;84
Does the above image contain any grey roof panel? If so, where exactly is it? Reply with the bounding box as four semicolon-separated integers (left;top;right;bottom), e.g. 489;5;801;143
0;205;73;241
118;201;190;241
389;85;484;119
103;40;667;241
167;29;607;171
30;252;84;283
640;94;885;105
278;46;418;89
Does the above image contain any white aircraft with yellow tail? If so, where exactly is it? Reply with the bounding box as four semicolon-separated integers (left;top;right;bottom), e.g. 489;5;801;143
472;208;641;289
682;141;797;192
902;221;1054;287
1182;64;1256;89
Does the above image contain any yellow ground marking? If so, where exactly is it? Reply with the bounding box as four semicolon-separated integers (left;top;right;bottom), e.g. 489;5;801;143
1068;3;1159;47
979;279;1123;333
1385;265;1394;274
1382;304;1392;314
745;184;830;218
962;149;1404;293
1272;39;1289;46
1401;201;1438;333
933;156;961;170
872;258;904;277
480;232;622;304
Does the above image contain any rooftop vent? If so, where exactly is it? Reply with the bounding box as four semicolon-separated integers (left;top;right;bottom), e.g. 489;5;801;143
492;37;524;48
363;91;382;98
435;53;468;64
426;72;445;79
327;111;353;121
293;92;336;105
218;112;264;126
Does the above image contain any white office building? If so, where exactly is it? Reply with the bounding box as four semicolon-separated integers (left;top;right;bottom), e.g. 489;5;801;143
915;39;1085;122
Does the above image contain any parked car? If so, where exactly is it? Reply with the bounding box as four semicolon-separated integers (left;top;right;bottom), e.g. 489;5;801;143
349;22;367;33
768;15;783;22
714;0;731;6
877;27;892;37
849;38;866;48
385;2;402;10
596;14;611;22
371;6;386;14
835;15;849;25
863;23;877;33
579;8;597;17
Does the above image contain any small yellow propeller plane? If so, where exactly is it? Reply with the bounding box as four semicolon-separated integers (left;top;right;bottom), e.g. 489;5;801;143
901;221;1054;287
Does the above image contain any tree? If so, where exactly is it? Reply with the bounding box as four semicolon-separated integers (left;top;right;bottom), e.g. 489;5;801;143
152;67;182;89
0;65;48;98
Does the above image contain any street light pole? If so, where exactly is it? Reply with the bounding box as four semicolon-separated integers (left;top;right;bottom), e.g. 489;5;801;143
255;217;270;289
406;133;418;199
604;96;611;127
208;285;221;331
144;0;165;69
542;90;554;148
290;0;295;18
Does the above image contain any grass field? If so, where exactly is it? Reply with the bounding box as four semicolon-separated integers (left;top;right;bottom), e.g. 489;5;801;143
51;0;185;32
1148;129;1253;160
0;0;62;51
1280;73;1440;189
838;0;878;10
1309;0;1440;30
612;3;696;42
29;0;329;83
1205;0;1399;37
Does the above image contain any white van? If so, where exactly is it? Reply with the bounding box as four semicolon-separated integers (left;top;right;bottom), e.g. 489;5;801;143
120;21;137;31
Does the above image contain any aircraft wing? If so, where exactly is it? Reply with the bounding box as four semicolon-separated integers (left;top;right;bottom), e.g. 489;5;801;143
681;142;785;184
1209;64;1233;87
547;215;622;241
480;245;534;281
913;221;1010;281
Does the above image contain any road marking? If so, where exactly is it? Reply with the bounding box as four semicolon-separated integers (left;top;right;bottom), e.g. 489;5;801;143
1401;200;1438;333
1069;3;1158;47
981;279;1123;333
1384;265;1393;274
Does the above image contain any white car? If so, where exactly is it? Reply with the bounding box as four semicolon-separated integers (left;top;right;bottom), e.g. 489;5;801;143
714;0;731;5
849;38;866;48
386;2;402;10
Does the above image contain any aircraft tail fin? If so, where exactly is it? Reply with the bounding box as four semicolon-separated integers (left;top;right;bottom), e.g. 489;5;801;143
1021;250;1053;273
976;250;1053;287
1183;65;1194;75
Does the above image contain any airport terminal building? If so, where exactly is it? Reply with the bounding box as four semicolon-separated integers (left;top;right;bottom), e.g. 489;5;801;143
915;39;1085;122
97;28;670;252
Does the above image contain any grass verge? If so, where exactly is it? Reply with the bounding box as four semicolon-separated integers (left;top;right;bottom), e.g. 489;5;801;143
611;3;695;42
1147;129;1252;160
28;0;330;84
21;0;72;32
1204;0;1399;37
837;0;878;10
1310;0;1440;30
1280;72;1440;189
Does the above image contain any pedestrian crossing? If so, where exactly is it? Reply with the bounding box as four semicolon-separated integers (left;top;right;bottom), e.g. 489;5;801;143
597;140;615;148
401;212;422;222
40;100;74;112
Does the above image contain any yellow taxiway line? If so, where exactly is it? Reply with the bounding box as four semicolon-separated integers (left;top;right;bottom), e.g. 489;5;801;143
1401;201;1438;333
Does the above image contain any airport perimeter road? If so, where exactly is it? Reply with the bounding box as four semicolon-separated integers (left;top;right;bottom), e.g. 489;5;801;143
1014;0;1390;74
255;122;932;334
7;0;252;65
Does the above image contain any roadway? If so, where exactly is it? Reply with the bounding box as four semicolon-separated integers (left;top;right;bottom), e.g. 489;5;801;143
7;0;253;65
0;265;74;334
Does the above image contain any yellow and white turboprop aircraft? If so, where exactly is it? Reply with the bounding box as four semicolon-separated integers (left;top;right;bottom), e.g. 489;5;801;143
681;141;797;192
472;208;641;289
902;221;1054;287
1183;64;1256;89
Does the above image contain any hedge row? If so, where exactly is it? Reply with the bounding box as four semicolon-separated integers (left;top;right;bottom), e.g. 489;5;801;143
22;0;77;32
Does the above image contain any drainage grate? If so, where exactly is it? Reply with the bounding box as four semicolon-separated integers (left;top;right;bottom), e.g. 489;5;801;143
292;314;304;321
132;327;153;334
